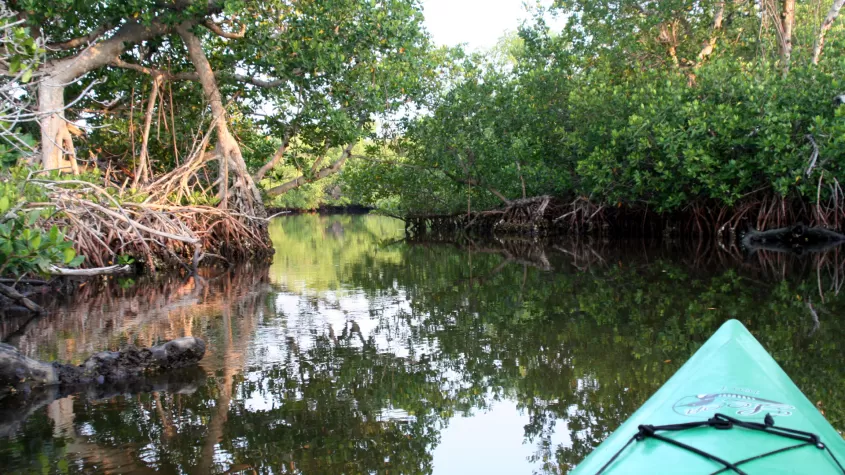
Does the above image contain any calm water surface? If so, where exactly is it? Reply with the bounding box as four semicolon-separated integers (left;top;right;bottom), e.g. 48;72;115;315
1;215;844;474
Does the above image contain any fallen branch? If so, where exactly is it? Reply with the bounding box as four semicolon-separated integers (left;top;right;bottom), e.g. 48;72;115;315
48;264;133;276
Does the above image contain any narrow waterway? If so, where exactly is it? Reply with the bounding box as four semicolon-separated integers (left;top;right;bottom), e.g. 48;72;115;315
1;215;843;474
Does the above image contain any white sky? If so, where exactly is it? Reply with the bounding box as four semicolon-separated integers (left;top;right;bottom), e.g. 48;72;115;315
421;0;558;51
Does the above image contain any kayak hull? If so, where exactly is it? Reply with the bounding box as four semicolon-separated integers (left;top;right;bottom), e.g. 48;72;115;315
573;320;845;474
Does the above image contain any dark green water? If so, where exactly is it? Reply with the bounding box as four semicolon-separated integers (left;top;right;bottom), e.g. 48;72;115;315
1;215;843;474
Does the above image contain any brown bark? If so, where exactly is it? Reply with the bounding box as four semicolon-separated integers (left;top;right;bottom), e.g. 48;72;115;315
778;0;796;73
135;75;163;186
175;23;266;218
265;143;354;197
813;0;845;64
46;23;114;51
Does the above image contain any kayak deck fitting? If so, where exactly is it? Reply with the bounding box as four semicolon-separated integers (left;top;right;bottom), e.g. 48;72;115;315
573;319;845;474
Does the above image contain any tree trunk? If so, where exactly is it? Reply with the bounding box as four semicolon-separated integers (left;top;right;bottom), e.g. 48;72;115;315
36;79;79;173
812;0;845;64
135;75;162;186
176;23;266;218
778;0;795;73
34;20;172;169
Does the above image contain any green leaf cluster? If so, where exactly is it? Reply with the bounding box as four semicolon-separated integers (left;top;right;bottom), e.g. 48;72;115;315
0;167;84;277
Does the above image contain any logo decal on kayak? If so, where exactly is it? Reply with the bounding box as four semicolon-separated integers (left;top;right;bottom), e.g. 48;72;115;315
672;392;795;418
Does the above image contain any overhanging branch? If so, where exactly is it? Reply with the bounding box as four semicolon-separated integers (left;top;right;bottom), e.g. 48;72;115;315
109;58;284;87
253;128;296;181
46;23;114;51
202;19;246;39
266;143;355;196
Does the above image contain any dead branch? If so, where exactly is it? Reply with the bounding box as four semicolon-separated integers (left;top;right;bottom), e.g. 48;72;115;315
806;134;820;177
48;265;133;276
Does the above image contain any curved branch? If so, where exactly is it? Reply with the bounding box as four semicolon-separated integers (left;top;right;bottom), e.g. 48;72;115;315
44;20;173;84
266;143;355;196
110;58;284;87
46;23;114;51
202;19;246;39
0;282;42;313
230;73;284;87
253;129;295;181
813;0;845;65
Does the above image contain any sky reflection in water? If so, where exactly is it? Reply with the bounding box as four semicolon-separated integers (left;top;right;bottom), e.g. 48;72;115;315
0;214;843;474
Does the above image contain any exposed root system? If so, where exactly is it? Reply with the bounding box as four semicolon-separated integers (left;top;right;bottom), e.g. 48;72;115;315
404;188;845;245
21;127;273;273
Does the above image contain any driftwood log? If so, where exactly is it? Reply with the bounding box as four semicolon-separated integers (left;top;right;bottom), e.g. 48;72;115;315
0;336;206;392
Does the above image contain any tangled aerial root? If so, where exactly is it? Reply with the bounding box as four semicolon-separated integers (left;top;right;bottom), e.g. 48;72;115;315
403;188;845;242
29;177;270;272
23;125;272;273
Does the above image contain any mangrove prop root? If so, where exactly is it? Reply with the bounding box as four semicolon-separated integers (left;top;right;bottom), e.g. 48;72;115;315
0;336;206;392
26;173;271;273
0;283;43;313
403;194;845;241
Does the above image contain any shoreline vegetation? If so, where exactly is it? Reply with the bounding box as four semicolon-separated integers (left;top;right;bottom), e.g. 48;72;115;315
2;0;845;310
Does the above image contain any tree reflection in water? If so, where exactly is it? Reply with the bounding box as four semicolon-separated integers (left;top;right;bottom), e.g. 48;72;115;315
0;215;843;474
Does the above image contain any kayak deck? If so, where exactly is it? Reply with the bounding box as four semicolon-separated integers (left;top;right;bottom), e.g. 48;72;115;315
573;320;845;474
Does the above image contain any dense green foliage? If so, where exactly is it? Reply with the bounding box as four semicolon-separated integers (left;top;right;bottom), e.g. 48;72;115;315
347;1;845;216
17;0;439;184
0;168;84;276
0;0;447;275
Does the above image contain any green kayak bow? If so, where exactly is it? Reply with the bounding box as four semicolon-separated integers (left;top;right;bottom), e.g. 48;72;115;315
573;319;845;474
